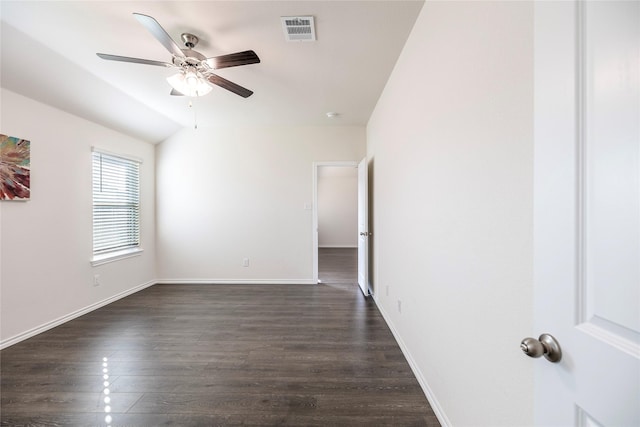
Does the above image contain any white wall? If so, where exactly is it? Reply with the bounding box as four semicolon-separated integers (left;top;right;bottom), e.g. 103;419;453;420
367;2;534;426
318;166;358;247
0;89;156;347
156;126;365;283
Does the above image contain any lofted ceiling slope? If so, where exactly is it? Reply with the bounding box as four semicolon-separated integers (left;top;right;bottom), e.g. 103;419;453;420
1;1;424;143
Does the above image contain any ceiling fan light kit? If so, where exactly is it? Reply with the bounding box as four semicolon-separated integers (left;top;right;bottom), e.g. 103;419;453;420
96;13;260;98
166;70;213;97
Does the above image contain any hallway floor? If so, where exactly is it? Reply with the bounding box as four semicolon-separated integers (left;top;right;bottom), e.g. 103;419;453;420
318;247;358;286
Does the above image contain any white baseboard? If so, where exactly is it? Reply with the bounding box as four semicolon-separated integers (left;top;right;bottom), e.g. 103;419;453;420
372;293;452;427
0;280;156;350
155;279;317;285
318;245;358;248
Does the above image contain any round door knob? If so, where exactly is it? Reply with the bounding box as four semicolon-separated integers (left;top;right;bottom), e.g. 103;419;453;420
520;333;562;363
521;337;545;357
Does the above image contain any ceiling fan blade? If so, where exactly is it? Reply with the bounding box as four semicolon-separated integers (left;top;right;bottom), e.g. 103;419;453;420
206;50;261;70
97;53;173;67
133;13;185;58
170;88;184;96
206;74;254;98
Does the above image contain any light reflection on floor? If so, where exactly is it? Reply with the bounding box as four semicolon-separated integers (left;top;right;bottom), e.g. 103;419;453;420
102;356;112;426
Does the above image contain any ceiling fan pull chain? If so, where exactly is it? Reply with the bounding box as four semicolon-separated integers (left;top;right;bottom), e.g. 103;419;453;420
189;99;198;130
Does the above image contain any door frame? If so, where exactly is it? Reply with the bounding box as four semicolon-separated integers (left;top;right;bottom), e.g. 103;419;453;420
312;161;359;283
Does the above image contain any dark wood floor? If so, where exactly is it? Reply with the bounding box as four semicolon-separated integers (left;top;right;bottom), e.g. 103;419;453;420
1;251;439;426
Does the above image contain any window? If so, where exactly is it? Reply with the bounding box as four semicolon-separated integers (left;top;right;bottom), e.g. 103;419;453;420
92;149;141;261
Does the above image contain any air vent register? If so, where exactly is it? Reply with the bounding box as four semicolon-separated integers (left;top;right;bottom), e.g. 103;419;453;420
281;16;316;42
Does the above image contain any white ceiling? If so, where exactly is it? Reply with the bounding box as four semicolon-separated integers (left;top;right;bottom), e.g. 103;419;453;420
1;1;423;143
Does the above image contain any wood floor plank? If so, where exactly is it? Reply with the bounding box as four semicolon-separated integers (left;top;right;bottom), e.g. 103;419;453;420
1;250;439;426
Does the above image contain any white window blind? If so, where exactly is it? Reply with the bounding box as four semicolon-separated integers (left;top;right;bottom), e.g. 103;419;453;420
92;150;140;255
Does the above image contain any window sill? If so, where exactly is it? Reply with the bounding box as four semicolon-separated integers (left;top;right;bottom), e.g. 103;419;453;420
91;248;144;266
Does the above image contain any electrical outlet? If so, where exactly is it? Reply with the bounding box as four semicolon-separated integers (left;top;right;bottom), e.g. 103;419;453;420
243;258;250;267
93;274;100;287
397;299;402;313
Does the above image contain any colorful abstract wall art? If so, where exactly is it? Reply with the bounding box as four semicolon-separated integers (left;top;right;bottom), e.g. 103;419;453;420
0;134;31;200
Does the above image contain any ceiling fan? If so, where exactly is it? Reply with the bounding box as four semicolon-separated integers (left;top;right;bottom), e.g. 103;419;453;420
97;13;260;98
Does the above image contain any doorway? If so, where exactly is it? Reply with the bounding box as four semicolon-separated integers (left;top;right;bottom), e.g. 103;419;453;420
312;162;359;285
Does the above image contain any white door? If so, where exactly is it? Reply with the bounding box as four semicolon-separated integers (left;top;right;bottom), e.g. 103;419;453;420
533;1;639;425
357;157;370;296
